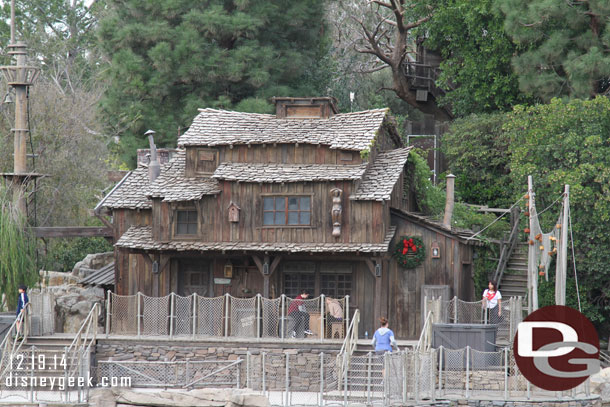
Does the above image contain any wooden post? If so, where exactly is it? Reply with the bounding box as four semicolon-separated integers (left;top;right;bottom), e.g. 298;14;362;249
365;258;382;326
527;176;538;312
556;185;569;306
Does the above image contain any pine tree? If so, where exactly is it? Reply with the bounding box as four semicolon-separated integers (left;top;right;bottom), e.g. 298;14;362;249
498;0;610;101
98;0;331;165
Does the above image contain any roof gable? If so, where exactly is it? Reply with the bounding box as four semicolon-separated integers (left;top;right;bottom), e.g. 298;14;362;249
147;150;220;202
351;147;412;201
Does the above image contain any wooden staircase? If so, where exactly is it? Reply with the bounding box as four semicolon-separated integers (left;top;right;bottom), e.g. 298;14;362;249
499;243;528;299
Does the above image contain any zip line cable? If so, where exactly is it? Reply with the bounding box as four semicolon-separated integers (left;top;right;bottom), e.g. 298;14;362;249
537;193;564;217
465;196;524;241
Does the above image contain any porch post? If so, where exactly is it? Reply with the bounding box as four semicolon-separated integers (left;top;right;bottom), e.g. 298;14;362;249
252;254;282;298
365;257;383;325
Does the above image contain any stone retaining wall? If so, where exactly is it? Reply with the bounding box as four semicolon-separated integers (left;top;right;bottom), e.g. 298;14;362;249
447;398;601;407
96;339;340;391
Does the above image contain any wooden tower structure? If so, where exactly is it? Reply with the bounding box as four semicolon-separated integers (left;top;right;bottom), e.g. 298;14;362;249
0;0;41;218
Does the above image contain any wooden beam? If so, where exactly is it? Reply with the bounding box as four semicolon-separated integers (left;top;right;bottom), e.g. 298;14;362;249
364;258;376;277
269;255;282;276
30;227;112;238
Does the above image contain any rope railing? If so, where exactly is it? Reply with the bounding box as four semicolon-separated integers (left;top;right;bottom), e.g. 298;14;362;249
106;291;351;341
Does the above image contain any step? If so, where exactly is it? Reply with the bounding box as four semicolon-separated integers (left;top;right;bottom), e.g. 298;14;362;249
501;274;527;281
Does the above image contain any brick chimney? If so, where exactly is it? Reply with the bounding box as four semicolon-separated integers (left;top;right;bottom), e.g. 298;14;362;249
272;97;338;119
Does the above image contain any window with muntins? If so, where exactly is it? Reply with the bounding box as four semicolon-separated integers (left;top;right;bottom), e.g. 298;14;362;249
321;273;353;298
176;210;198;235
263;196;311;226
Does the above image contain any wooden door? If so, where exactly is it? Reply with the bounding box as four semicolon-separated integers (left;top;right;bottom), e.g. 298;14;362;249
178;260;211;297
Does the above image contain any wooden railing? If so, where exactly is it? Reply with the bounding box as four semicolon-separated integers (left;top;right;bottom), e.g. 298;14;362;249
493;206;521;288
416;310;434;352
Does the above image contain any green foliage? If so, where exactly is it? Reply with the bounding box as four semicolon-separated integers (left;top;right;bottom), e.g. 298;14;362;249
539;275;604;324
99;0;333;166
443;97;610;325
43;237;113;273
0;189;39;309
423;0;530;116
409;150;509;240
408;150;445;215
442;112;514;208
497;0;610;101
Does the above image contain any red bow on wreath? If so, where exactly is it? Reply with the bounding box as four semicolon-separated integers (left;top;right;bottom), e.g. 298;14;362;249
402;238;418;254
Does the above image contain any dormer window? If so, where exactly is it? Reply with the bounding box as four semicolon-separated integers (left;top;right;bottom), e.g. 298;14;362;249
195;148;218;174
263;196;311;226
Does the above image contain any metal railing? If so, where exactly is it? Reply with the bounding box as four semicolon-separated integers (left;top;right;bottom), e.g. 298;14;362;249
106;291;350;341
0;302;31;380
95;346;591;406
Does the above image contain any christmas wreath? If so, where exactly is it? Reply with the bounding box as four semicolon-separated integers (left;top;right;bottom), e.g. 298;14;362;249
394;236;425;269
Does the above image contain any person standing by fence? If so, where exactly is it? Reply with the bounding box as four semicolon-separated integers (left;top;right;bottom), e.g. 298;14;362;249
15;285;29;336
482;280;502;324
288;290;313;337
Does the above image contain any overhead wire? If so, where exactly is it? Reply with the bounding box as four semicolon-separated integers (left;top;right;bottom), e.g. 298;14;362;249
465;195;524;241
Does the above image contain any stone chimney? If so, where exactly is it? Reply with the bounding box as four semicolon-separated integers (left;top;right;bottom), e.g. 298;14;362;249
443;174;456;229
272;97;338;119
146;130;161;183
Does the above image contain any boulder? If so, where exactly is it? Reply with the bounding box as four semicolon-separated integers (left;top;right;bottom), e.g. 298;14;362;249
72;252;113;277
40;270;80;287
589;366;610;396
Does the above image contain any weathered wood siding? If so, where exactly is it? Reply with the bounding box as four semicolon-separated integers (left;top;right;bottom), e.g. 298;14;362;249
112;209;151;295
388;213;474;339
152;182;389;244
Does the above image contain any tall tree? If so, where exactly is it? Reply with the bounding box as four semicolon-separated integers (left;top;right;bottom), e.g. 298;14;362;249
497;0;610;101
98;0;331;166
338;0;452;121
422;0;528;116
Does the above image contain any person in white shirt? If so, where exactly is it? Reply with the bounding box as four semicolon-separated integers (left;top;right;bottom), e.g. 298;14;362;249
482;280;502;324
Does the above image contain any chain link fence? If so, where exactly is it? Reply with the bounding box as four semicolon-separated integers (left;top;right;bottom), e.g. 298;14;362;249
106;292;349;341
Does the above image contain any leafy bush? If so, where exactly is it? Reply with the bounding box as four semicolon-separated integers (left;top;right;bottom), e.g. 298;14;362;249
0;189;40;309
42;237;113;273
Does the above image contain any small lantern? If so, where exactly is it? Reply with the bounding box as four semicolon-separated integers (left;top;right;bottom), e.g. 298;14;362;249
374;263;382;277
228;202;240;223
431;241;440;258
224;261;233;278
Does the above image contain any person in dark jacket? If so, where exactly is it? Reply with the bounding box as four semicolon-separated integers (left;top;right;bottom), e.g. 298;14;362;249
287;290;313;337
15;285;29;335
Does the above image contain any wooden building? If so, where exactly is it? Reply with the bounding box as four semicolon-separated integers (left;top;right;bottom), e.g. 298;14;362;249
97;97;479;339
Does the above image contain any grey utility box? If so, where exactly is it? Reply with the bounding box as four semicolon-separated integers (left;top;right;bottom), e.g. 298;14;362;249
433;323;500;369
432;323;497;352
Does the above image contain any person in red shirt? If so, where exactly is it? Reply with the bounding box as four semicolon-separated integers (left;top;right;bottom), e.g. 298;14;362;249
482;280;502;324
288;290;313;337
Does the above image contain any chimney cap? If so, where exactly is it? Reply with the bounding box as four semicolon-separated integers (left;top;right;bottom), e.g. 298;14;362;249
144;129;156;136
446;173;456;178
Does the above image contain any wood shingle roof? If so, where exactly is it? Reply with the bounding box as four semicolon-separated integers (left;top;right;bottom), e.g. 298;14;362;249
212;162;368;183
116;225;397;253
351;147;412;201
177;108;389;150
147;150;221;202
100;167;152;210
